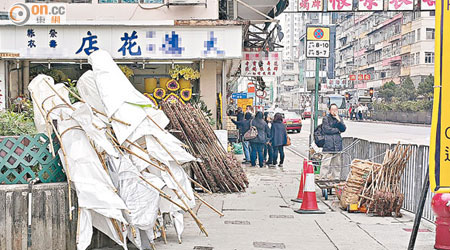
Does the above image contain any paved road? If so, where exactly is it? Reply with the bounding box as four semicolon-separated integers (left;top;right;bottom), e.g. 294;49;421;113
288;119;431;158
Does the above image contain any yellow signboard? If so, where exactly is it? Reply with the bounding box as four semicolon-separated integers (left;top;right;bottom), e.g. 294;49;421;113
306;27;330;41
237;98;253;110
430;0;450;193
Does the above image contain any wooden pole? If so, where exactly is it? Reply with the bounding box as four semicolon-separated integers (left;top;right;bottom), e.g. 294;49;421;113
194;192;224;217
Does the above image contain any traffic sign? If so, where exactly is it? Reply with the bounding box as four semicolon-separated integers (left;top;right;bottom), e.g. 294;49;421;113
306;26;330;58
307;27;330;41
256;89;267;99
430;0;450;193
231;93;247;99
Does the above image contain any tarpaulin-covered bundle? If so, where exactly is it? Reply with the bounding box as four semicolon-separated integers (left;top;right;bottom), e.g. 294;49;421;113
28;50;221;250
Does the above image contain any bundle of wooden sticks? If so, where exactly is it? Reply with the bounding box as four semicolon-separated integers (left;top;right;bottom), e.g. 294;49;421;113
161;101;248;193
358;143;411;217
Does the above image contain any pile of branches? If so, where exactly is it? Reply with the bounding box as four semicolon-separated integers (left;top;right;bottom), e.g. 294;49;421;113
161;101;248;193
359;143;411;217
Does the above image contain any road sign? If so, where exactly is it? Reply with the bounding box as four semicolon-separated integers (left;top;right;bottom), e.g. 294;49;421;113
231;93;248;99
256;89;267;99
430;0;450;193
306;27;330;58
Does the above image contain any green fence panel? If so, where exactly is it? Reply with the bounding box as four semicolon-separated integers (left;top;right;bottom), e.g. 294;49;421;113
0;133;66;184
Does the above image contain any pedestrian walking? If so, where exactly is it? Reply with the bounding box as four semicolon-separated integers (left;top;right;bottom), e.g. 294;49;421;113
236;107;244;122
319;104;346;180
270;113;288;168
357;104;363;121
249;111;270;168
264;112;273;166
232;112;253;164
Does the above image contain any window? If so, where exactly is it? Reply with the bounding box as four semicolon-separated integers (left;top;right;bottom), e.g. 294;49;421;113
430;11;435;16
426;28;435;39
416;52;420;64
417;28;421;41
381;72;386;78
425;52;435;64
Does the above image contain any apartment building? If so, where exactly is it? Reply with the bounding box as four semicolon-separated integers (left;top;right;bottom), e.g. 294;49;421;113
335;11;435;90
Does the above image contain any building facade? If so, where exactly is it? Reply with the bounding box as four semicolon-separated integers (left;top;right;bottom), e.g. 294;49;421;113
0;0;244;127
334;11;435;90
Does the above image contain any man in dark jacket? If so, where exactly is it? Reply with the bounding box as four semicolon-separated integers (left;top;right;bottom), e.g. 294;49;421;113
270;113;288;168
319;104;346;180
232;112;253;163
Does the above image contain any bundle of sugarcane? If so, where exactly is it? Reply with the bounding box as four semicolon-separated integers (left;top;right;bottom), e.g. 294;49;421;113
339;159;381;209
161;101;248;193
358;143;411;217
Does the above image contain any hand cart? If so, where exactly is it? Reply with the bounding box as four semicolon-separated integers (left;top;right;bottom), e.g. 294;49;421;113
310;140;361;200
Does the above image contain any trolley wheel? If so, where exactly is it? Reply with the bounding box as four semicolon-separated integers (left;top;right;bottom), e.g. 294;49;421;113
322;189;328;200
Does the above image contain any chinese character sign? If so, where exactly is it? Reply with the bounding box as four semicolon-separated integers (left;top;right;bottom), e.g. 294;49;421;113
2;26;242;59
388;0;413;10
298;0;323;11
420;0;435;10
240;52;282;77
327;0;352;11
358;0;384;11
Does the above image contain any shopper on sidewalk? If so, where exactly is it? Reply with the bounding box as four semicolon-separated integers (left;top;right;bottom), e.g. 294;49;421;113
232;112;253;164
264;112;273;166
249;111;270;168
319;104;346;180
270;113;288;168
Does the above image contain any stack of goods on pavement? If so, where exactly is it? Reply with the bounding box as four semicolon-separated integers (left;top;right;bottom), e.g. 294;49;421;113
339;159;381;210
225;115;239;143
161;102;248;193
359;143;411;217
28;50;223;250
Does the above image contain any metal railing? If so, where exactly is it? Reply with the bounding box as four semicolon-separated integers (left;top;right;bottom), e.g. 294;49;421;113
342;137;435;222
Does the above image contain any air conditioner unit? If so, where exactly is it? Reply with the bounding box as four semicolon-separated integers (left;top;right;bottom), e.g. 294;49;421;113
168;0;207;6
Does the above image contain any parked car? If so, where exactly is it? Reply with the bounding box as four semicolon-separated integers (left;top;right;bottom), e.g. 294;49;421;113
302;107;311;119
283;112;302;133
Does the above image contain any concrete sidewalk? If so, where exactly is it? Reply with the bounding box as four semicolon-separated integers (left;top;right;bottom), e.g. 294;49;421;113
96;149;436;250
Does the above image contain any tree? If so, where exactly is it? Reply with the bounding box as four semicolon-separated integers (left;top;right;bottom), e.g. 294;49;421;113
398;77;417;101
378;81;397;102
417;74;434;99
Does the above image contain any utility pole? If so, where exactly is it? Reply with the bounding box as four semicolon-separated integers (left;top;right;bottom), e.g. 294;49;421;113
314;58;320;130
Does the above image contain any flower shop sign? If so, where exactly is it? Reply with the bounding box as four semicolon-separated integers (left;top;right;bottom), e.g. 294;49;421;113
0;25;242;60
240;52;282;77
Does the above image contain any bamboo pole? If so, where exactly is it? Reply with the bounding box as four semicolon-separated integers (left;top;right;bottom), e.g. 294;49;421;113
63;86;131;126
193;192;224;217
110;219;124;243
31;93;56;157
139;176;187;212
173;189;208;237
188;176;213;195
32;92;74;221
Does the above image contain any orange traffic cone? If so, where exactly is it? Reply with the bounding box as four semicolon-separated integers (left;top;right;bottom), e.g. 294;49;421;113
291;159;307;203
294;162;325;214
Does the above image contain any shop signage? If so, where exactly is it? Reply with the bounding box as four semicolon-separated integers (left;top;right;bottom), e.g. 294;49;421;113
306;27;330;58
430;0;449;193
349;74;370;81
240;52;282;77
237;98;253;110
420;0;436;10
298;0;324;11
0;52;20;58
0;25;242;60
231;93;248;99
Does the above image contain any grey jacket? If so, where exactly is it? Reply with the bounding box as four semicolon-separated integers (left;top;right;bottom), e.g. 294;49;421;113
322;114;346;152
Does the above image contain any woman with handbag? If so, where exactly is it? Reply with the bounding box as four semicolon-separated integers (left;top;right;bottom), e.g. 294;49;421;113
248;111;270;168
270;113;288;168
